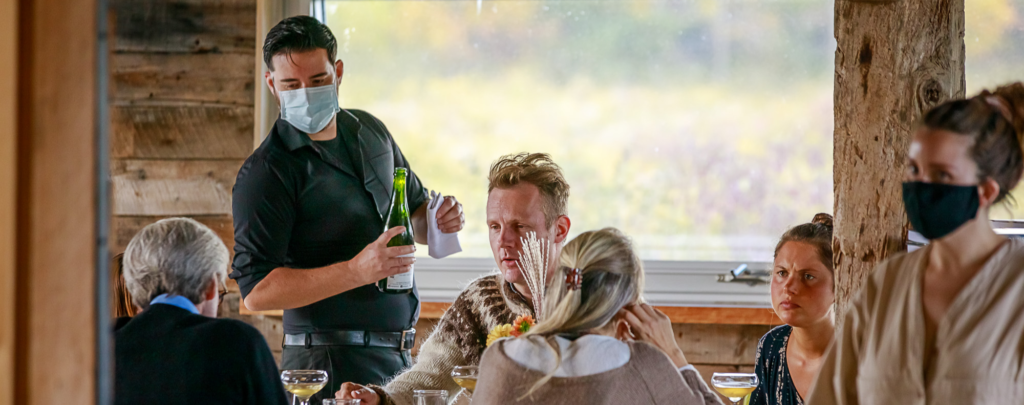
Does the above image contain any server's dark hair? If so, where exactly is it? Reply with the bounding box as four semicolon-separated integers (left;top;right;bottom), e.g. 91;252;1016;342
774;213;834;272
921;82;1024;204
263;16;337;71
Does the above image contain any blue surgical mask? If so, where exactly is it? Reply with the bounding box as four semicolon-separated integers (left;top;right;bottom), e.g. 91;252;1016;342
278;84;340;134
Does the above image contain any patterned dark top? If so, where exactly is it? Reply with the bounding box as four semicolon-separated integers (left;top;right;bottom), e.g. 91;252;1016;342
750;325;803;405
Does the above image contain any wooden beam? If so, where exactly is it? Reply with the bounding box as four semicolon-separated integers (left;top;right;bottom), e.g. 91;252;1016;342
111;0;256;54
112;53;255;106
833;0;965;323
657;306;782;325
243;303;784;327
111;105;255;159
16;0;98;402
111;159;243;216
0;0;17;402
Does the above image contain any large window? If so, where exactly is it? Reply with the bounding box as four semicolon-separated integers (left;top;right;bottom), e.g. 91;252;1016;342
967;0;1024;219
322;0;1024;259
325;0;835;263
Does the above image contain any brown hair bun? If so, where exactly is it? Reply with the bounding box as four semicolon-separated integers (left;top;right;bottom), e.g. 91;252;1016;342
923;81;1024;204
992;82;1024;145
774;213;835;271
811;213;834;229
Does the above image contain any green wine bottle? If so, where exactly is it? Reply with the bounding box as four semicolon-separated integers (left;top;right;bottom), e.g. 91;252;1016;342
377;167;415;294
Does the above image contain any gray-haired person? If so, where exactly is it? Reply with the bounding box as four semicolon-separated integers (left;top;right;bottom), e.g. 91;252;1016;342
114;218;288;405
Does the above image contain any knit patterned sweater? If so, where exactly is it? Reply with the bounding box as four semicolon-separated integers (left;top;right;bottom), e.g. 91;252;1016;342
369;274;534;405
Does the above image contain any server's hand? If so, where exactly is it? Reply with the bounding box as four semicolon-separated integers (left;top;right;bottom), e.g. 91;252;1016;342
350;226;416;286
435;195;465;234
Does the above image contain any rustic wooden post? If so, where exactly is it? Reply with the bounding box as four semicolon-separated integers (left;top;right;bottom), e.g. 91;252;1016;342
4;0;100;402
833;0;965;324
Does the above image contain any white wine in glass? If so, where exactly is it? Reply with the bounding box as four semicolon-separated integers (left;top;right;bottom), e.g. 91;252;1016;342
451;365;479;394
281;370;329;405
711;372;758;405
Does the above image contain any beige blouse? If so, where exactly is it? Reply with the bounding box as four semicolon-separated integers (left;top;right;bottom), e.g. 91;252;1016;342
808;238;1024;405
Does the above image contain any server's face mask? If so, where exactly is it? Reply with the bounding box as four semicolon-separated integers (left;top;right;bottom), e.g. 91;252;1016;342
902;181;980;240
277;84;341;134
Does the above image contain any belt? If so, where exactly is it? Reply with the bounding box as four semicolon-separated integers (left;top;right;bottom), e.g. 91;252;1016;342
284;329;416;351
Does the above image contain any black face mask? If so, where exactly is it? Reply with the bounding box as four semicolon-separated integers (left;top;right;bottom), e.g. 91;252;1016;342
902;182;980;240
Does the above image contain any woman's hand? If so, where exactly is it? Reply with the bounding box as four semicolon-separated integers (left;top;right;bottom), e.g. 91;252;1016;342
336;382;380;405
620;303;689;368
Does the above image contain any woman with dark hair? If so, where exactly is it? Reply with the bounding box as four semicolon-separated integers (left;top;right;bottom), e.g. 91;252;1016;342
750;214;835;405
809;82;1024;404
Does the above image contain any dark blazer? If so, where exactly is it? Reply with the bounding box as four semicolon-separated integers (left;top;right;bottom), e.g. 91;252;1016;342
115;304;287;405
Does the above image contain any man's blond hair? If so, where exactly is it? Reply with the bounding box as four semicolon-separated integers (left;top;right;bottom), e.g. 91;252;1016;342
487;153;570;227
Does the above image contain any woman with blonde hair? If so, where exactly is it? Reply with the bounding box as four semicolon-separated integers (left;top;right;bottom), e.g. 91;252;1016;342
809;82;1024;404
471;228;722;405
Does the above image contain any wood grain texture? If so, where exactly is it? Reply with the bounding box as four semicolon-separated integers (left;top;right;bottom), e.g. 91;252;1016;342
657;306;782;325
419;302;782;325
111;159;243;216
17;0;98;402
0;0;16;401
112;215;234;255
111;0;256;54
833;0;964;324
111;105;254;159
674;323;772;365
112;53;255;105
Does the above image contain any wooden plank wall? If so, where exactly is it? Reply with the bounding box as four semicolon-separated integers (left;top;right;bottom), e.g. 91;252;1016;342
108;0;287;359
110;0;286;352
110;0;256;255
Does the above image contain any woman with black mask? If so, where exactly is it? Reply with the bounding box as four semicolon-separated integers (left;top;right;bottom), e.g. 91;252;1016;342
808;82;1024;405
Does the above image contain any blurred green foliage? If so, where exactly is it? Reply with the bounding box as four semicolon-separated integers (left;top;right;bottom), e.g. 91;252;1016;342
325;0;1024;260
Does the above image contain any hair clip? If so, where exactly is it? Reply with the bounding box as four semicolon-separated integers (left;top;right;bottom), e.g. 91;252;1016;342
565;268;582;291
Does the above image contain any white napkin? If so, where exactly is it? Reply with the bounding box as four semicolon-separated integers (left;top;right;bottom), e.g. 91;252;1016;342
427;190;462;259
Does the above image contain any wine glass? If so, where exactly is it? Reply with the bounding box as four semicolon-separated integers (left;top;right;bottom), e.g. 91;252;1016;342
711;372;758;405
281;369;329;405
451;365;479;394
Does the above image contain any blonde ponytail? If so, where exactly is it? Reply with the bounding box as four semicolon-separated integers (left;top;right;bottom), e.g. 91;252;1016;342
517;227;644;398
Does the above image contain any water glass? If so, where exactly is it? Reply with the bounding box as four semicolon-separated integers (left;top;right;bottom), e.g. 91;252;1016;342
413;390;447;405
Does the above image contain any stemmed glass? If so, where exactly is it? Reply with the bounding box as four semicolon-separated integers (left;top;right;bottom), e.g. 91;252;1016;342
281;369;329;405
711;372;758;405
451;365;479;394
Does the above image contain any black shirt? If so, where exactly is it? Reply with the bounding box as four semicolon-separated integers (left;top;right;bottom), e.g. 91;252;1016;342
115;304;287;405
750;325;804;405
231;109;428;334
